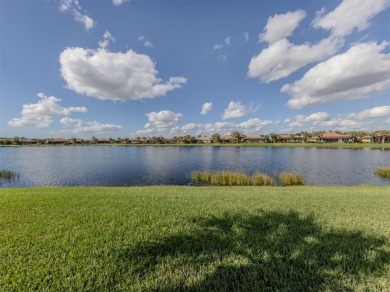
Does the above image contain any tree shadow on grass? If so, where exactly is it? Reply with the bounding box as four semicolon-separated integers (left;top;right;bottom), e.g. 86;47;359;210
109;211;389;291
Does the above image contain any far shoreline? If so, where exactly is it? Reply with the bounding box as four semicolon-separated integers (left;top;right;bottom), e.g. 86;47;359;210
1;142;390;150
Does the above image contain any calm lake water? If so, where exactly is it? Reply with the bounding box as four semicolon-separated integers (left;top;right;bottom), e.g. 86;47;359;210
0;146;389;187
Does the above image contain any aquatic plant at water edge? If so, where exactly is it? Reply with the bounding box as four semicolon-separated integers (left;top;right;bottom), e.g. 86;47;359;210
191;171;250;186
251;173;276;186
279;172;305;186
0;170;19;184
375;167;390;178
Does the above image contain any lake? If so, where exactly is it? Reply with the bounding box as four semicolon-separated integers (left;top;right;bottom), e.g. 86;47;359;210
0;146;389;187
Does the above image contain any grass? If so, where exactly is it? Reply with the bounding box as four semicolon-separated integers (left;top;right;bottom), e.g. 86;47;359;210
279;172;305;186
375;167;390;179
1;186;389;290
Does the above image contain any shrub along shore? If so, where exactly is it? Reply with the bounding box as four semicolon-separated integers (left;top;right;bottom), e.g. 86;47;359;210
1;186;389;290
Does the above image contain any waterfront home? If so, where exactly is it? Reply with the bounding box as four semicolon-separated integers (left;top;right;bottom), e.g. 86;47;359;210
219;135;237;143
307;136;321;143
374;132;390;143
21;139;38;145
320;132;352;143
245;135;267;143
47;138;69;144
361;136;374;143
128;138;139;144
97;138;110;143
196;136;211;143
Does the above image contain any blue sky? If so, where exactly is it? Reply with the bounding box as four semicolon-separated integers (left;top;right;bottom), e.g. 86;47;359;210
0;0;389;138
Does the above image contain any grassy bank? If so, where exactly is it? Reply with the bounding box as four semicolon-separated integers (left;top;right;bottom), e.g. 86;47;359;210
1;186;389;290
1;142;390;149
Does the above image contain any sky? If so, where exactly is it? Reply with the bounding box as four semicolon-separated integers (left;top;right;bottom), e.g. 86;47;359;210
0;0;389;138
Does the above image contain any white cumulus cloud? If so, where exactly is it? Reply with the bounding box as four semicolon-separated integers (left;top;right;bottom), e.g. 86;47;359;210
244;32;249;42
145;110;183;129
213;44;223;50
289;112;331;127
112;0;127;6
60;118;122;134
283;42;390;109
200;102;213;115
341;106;390;119
260;10;306;44
60;33;186;101
138;36;154;48
59;0;95;30
224;36;231;46
248;37;344;83
8;93;87;128
238;118;273;129
222;101;257;120
313;0;390;37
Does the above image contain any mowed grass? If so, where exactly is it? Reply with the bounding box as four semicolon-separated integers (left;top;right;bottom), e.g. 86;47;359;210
1;186;389;291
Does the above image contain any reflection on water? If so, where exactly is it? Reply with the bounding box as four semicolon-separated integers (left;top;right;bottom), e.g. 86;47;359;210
0;146;389;187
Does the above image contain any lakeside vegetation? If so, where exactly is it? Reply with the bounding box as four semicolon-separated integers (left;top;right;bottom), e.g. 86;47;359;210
1;141;390;149
1;186;389;290
375;167;390;179
191;171;276;186
1;130;390;148
0;170;19;185
191;171;305;186
279;172;305;186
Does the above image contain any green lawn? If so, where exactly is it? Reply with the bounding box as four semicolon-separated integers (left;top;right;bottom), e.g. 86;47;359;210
1;186;389;290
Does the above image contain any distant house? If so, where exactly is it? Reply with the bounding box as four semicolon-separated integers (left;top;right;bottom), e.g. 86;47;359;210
279;134;293;143
320;132;352;143
196;136;211;143
47;138;68;144
245;135;267;143
22;139;37;145
361;136;373;143
307;136;321;143
128;138;140;144
374;132;390;143
97;138;110;143
219;135;237;143
292;135;305;143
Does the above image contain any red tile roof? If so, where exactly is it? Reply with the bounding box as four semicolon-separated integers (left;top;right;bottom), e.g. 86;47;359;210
220;135;234;140
51;138;68;143
322;132;351;139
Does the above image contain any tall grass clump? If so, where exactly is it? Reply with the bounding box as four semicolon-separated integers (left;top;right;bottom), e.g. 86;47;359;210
279;172;305;186
251;173;276;186
191;171;250;186
0;170;19;184
375;167;390;179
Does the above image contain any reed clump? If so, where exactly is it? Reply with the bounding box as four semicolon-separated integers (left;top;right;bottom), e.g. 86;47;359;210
279;172;305;186
251;173;276;186
0;170;20;184
374;167;390;179
192;171;277;186
191;171;250;186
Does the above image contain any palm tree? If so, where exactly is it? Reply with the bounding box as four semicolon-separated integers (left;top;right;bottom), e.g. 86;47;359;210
232;131;245;143
211;133;220;143
302;131;311;142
